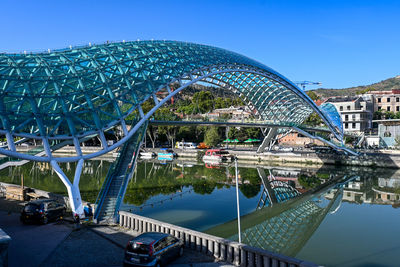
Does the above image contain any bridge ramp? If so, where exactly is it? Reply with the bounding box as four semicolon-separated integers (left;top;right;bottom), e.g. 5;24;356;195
94;123;147;224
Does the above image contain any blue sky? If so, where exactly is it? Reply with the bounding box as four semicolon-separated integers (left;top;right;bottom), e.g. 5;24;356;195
1;0;399;89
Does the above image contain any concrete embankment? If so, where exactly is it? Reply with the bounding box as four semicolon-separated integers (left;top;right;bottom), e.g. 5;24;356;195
12;145;400;168
144;147;400;168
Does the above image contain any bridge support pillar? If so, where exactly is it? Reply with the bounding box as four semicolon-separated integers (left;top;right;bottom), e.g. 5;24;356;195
51;159;85;218
257;128;277;153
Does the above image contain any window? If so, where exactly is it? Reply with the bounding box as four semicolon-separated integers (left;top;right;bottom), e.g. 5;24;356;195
345;123;348;129
352;114;356;120
154;238;168;252
378;98;381;103
384;131;391;137
344;115;348;121
387;195;391;200
352;123;356;128
166;236;176;246
378;107;382;110
387;106;391;111
347;106;350;110
397;106;399;112
340;106;343;111
387;97;391;102
397;97;399;102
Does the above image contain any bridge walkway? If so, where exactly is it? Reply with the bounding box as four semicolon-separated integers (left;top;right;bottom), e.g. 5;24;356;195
94;123;147;224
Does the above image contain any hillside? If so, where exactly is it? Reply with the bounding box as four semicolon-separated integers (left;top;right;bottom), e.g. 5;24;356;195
309;75;400;99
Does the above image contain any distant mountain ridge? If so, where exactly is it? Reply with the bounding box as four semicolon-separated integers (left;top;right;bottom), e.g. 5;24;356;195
309;75;400;99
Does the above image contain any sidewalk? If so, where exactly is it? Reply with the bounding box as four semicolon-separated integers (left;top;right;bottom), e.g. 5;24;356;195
0;196;233;266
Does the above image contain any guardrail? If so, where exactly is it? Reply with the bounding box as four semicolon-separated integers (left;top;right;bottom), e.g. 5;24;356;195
119;211;319;267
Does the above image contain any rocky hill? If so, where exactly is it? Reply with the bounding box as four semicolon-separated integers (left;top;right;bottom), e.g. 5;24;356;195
309;75;400;99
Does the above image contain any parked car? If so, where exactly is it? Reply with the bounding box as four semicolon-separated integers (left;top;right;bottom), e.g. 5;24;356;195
278;147;293;152
304;143;316;149
197;142;210;149
124;232;184;267
20;199;66;224
175;142;197;149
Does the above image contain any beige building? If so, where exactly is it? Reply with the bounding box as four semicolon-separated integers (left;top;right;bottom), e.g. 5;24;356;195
370;89;400;112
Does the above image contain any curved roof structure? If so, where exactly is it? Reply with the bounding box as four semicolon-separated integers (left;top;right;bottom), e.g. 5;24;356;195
0;40;343;162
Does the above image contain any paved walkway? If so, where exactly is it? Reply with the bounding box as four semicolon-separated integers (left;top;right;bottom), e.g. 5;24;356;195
0;197;233;267
0;210;72;267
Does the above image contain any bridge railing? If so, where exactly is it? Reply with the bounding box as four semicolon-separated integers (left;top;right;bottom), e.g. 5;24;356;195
93;148;123;221
119;211;319;267
113;122;147;220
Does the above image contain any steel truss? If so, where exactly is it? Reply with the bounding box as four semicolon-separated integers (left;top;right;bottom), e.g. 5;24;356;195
0;41;348;216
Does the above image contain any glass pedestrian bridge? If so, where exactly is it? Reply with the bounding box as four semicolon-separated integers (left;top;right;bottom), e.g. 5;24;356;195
0;40;351;218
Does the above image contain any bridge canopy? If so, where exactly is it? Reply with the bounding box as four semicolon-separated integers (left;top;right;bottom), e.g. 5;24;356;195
0;40;343;162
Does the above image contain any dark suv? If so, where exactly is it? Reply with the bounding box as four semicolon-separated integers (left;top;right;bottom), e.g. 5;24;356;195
20;199;66;224
124;232;184;267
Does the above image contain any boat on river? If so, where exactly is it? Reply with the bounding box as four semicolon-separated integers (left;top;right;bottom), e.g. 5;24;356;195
157;148;177;160
139;151;156;159
202;149;233;163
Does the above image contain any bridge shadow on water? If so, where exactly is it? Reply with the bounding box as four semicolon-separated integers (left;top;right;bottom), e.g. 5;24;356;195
202;164;398;260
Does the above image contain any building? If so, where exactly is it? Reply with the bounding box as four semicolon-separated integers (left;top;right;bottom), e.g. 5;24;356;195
278;132;324;146
374;119;400;148
211;106;253;120
370;89;400;112
325;95;374;133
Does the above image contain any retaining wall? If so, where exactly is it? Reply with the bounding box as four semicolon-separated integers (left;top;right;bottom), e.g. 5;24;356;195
119;211;319;267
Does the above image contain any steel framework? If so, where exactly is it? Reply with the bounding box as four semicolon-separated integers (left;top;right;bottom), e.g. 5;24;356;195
0;40;346;216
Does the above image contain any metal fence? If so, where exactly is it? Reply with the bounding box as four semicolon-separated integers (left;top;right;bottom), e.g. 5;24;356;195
119;211;319;267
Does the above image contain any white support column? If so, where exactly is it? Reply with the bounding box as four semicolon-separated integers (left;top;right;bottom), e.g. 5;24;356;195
257;128;277;153
51;159;85;218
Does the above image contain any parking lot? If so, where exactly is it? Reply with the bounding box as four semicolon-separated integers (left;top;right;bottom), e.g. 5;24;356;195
0;210;72;267
0;197;232;267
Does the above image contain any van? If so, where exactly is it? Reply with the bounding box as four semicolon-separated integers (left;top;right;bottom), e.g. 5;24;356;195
175;142;197;149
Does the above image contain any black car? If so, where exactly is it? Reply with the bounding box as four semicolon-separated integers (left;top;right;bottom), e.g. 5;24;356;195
124;232;184;267
20;199;66;224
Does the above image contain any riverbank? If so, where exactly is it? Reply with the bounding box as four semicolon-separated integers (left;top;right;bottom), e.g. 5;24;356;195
11;145;400;168
144;147;400;168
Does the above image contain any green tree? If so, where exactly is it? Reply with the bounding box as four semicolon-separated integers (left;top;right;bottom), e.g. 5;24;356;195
157;108;180;148
214;97;227;109
192;91;214;113
373;110;383;120
245;127;261;139
228;127;238;139
306;91;320;101
304;112;323;126
204;127;221;147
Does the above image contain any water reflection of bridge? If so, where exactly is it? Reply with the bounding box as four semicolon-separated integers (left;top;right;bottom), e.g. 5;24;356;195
206;170;356;257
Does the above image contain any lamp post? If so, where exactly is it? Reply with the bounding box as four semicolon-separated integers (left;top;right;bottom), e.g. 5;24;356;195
235;157;242;243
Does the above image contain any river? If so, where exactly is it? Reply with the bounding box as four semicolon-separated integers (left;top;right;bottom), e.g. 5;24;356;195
1;159;399;266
